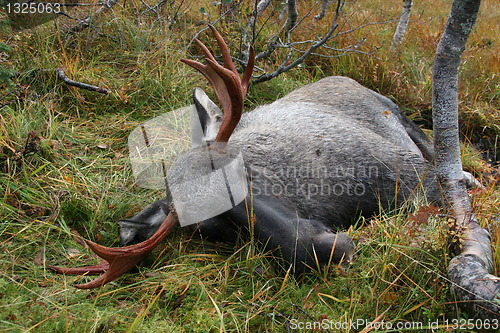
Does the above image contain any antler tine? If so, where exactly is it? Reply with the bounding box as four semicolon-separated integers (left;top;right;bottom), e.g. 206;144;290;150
204;58;244;144
205;58;243;98
207;24;238;75
48;210;179;289
181;57;233;116
181;34;236;121
205;25;255;95
241;46;255;96
193;38;217;64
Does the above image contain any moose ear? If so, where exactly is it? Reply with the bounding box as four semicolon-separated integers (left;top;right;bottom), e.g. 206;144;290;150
191;88;223;147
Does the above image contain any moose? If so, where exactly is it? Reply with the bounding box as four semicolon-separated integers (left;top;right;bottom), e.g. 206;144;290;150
49;26;478;289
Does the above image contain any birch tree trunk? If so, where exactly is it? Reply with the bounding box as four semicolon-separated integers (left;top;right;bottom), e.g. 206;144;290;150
392;0;413;46
432;0;500;318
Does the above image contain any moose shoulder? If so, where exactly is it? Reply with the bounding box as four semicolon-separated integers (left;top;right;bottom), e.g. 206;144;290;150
119;75;442;274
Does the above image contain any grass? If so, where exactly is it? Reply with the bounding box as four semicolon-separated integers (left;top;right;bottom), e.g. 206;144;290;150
0;0;499;331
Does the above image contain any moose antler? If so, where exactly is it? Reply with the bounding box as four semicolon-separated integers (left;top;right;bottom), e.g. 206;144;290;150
48;26;254;289
48;207;179;289
181;25;255;143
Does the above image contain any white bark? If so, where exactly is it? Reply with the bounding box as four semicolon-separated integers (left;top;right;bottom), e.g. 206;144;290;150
433;0;500;318
256;0;273;16
284;0;298;36
392;0;413;46
314;0;331;21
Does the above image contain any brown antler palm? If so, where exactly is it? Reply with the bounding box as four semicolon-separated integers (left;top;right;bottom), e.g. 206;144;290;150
48;26;254;289
48;209;178;289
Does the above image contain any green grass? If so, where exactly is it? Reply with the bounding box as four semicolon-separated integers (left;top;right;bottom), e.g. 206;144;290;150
0;0;499;331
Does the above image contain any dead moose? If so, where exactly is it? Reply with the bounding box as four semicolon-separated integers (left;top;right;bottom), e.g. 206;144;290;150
49;26;478;289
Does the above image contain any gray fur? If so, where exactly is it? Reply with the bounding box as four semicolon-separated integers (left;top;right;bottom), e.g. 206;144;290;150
170;76;440;221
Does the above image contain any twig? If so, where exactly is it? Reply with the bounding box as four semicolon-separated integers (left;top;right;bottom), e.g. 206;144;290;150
140;0;168;26
255;35;280;61
55;2;107;6
254;0;344;83
242;0;274;59
392;0;413;46
57;68;109;94
66;0;119;35
57;11;91;27
58;11;119;40
141;0;168;15
256;0;273;16
188;2;244;46
169;0;186;29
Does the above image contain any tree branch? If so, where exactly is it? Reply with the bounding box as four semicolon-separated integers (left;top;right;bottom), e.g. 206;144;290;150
314;0;331;21
65;0;119;35
432;0;500;318
253;0;343;83
284;0;298;37
256;0;273;16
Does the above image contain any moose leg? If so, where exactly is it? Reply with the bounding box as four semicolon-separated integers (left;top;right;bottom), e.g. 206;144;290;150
196;217;241;242
216;195;355;274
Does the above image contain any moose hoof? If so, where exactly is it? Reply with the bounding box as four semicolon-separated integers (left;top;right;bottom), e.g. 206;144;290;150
313;232;355;265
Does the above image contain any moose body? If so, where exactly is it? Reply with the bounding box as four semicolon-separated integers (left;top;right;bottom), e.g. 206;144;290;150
119;76;441;273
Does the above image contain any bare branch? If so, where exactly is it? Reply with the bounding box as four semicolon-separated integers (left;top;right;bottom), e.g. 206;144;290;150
314;0;331;21
256;0;273;16
57;2;107;7
255;36;280;61
254;0;344;83
190;0;392;84
57;68;109;94
140;0;168;15
140;0;168;26
284;0;298;37
66;0;119;35
57;10;91;27
188;3;244;48
169;0;186;29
